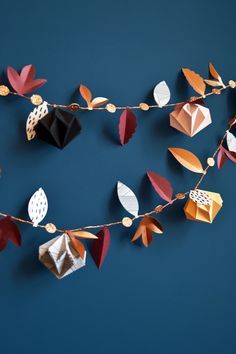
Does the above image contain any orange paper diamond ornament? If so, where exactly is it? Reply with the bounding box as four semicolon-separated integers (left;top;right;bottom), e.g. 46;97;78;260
170;103;212;137
184;189;223;223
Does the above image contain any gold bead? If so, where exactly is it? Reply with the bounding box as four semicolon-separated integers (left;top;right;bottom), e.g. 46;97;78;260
69;103;80;111
212;89;221;95
122;217;133;227
106;103;116;113
139;102;149;111
229;80;236;88
45;223;57;234
175;193;186;200
31;94;43;105
207;157;215;167
155;205;163;213
0;85;10;96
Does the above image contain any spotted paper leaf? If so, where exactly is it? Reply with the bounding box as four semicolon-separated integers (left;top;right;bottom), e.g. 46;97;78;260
118;108;137;145
79;84;108;108
147;171;173;202
168;147;204;173
117;181;139;217
91;227;111;269
28;188;48;227
0;216;22;251
7;64;47;95
132;216;163;247
226;131;236;152
153;81;171;107
182;68;206;96
189;190;211;206
26;101;48;140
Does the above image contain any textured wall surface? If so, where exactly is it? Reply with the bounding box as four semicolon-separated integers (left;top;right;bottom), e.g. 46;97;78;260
1;1;236;353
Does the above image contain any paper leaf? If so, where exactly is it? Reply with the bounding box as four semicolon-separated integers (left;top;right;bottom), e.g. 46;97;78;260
69;235;85;259
209;63;221;81
91;97;109;107
217;146;227;169
168;147;204;173
147;171;173;202
220;146;236;163
7;64;47;95
226;131;236;152
182;68;206;96
132;216;163;247
79;84;92;105
28;188;48;227
117;181;139;217
204;79;221;87
91;227;110;269
68;230;98;239
0;216;22;251
118;108;137;145
153;81;171;107
26;101;48;140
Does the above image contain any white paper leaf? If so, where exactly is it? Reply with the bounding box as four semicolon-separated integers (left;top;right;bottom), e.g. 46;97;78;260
28;188;48;227
26;101;48;141
153;81;171;107
117;181;139;217
226;131;236;153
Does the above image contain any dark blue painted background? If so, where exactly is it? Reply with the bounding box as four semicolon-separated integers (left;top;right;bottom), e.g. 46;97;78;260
1;1;236;353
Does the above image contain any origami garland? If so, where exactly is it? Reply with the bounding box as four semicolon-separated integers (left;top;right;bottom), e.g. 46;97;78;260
0;63;235;148
0;116;236;278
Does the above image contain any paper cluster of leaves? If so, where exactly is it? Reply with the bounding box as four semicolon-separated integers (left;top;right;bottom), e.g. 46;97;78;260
79;84;109;109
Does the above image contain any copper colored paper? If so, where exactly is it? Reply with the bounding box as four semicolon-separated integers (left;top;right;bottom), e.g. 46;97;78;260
182;68;206;96
168;147;204;173
170;103;212;137
132;216;163;247
184;189;223;223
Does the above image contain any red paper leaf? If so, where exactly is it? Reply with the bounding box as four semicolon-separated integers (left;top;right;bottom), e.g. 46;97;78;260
118;108;137;145
147;171;173;202
91;227;110;269
217;146;227;169
7;64;47;95
0;216;21;251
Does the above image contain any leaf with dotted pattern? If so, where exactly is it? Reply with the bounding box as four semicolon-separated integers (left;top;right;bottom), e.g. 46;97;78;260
28;188;48;227
26;101;48;140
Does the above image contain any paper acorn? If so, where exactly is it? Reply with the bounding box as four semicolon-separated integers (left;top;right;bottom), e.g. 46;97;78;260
184;189;223;223
39;233;86;279
170;103;212;137
35;108;82;149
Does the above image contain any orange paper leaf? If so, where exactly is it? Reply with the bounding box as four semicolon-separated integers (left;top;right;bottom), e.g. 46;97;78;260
68;230;98;239
132;216;163;247
91;97;109;107
204;79;221;87
69;235;85;259
79;84;92;105
209;63;220;80
168;147;204;173
182;68;206;96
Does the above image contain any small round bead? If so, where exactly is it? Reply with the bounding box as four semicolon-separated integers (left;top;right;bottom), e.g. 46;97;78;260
229;80;236;88
155;205;163;213
31;94;43;105
106;103;116;113
207;157;215;167
45;223;57;234
212;89;221;95
139;102;149;111
0;85;10;96
175;193;186;200
122;217;133;227
69;103;80;112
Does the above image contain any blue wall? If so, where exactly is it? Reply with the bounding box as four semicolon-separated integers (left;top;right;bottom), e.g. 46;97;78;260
1;1;236;353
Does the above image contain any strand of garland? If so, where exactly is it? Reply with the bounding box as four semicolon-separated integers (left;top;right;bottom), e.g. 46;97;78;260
0;117;235;234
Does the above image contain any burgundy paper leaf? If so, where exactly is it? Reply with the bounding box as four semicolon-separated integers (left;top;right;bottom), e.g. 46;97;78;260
147;171;173;202
118;108;137;145
0;216;22;251
217;146;227;169
7;64;47;95
91;227;110;269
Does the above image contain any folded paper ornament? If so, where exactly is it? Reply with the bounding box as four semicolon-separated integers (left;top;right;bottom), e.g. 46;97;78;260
170;103;212;137
184;189;223;223
39;233;86;279
35;108;81;149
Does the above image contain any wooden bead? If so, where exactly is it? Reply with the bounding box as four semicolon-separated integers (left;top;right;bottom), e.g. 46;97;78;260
155;205;163;213
207;157;215;167
69;103;80;111
229;80;236;88
122;217;133;227
139;102;149;111
45;223;57;234
212;89;221;95
106;103;116;113
0;85;10;96
175;193;186;200
31;94;43;105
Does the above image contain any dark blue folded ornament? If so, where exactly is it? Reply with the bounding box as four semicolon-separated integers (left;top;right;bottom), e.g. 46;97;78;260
35;108;82;149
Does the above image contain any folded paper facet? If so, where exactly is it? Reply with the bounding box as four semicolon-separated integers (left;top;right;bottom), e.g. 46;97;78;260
39;233;86;279
184;189;223;223
170;103;212;137
35;108;82;149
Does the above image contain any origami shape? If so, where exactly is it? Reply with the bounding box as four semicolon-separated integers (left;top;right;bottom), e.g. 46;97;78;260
35;108;81;149
184;189;223;223
170;103;212;137
39;233;86;279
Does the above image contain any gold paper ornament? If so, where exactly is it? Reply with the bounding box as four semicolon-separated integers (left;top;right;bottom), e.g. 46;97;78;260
184;189;223;223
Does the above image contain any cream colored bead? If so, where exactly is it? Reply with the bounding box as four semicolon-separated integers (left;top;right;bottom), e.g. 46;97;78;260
139;102;149;111
106;103;116;113
31;94;43;105
122;217;133;227
207;157;215;167
229;80;236;88
45;223;57;234
0;85;10;96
